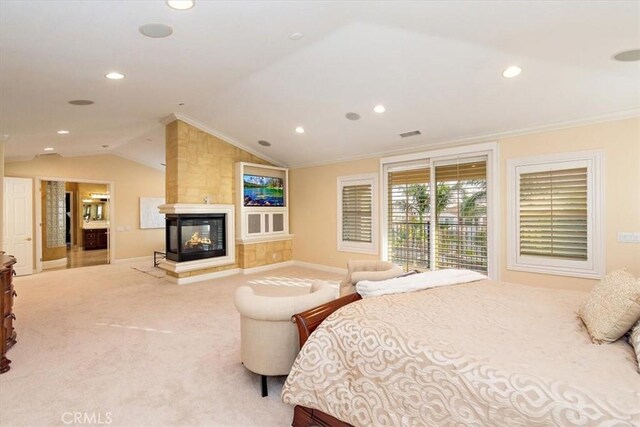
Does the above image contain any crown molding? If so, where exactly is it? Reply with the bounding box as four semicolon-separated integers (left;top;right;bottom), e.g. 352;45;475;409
160;113;287;167
288;108;640;169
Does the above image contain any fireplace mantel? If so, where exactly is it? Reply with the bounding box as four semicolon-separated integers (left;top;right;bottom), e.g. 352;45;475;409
158;203;234;215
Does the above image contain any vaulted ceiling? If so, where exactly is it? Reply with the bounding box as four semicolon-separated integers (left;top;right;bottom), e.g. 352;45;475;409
1;1;638;169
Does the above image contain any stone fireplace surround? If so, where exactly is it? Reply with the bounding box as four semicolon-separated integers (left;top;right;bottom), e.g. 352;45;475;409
157;204;235;277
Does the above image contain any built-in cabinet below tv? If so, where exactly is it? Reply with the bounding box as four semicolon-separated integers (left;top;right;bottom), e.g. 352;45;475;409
236;162;291;243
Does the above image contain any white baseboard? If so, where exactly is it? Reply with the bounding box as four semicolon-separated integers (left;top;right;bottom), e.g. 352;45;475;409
291;260;347;275
166;268;241;285
113;256;153;264
42;258;67;270
241;260;295;275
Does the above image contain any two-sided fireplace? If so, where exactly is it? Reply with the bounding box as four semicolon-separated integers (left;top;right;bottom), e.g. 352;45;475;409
165;214;226;262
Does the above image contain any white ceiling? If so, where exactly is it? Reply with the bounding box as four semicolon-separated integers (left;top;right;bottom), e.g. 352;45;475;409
1;1;639;169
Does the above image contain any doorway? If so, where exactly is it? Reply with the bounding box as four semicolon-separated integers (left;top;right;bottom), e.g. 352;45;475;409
36;178;113;272
2;177;34;276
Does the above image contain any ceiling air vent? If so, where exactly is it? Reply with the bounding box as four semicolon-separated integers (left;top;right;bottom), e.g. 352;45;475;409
399;130;422;138
36;153;62;158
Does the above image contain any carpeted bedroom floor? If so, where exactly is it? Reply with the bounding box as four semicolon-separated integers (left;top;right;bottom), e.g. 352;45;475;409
0;262;342;427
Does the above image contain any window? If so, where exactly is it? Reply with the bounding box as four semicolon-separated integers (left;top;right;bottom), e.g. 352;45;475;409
507;150;604;278
337;174;378;254
382;143;497;276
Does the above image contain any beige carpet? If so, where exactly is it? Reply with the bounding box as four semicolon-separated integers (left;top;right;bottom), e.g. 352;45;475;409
0;262;342;427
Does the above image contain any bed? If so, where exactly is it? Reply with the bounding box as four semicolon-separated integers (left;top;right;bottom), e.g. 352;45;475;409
281;279;640;426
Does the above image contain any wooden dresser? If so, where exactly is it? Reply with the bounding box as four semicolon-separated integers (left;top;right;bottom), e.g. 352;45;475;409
1;252;17;374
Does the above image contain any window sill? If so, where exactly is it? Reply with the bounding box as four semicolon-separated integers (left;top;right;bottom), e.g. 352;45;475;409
337;244;378;255
506;263;602;280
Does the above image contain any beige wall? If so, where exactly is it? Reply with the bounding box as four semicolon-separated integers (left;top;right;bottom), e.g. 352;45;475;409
290;157;380;269
5;154;165;261
499;117;640;290
290;117;640;290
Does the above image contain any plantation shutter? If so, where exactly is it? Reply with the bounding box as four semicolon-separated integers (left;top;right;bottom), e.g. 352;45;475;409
387;166;431;271
342;184;372;243
435;160;488;273
519;167;588;260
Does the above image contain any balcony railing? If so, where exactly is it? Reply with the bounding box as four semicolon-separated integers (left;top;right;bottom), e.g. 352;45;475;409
388;221;487;273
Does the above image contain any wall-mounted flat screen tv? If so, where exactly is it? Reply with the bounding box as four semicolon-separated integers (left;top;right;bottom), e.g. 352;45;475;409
243;174;285;207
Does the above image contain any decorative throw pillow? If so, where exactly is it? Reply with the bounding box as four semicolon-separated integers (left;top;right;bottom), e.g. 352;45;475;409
630;320;640;373
579;269;640;344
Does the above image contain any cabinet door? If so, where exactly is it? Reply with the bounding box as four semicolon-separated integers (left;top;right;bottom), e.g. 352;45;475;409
97;229;108;249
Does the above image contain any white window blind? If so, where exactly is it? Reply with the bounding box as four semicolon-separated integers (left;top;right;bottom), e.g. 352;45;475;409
519;167;588;260
507;150;603;279
337;174;378;254
342;184;372;243
435;160;487;273
387;166;431;270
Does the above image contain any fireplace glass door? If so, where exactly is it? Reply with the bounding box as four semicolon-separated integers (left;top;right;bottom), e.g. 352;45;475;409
166;214;226;262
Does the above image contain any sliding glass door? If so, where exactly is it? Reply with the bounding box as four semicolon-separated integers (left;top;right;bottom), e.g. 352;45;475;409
387;164;431;271
434;159;487;273
385;156;489;274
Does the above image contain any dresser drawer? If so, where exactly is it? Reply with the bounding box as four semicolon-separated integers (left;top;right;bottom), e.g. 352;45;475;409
2;288;14;317
3;313;16;348
1;270;11;291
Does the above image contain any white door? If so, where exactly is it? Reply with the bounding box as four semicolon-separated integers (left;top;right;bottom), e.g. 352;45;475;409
3;177;34;275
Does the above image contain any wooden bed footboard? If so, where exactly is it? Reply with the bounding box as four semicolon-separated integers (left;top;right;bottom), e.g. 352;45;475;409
290;292;361;427
292;405;353;427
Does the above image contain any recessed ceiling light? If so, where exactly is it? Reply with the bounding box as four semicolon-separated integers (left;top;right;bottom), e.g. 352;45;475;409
166;0;195;10
502;65;522;78
139;23;174;38
105;72;125;80
44;147;55;151
57;130;69;134
345;112;361;121
289;32;304;41
68;99;94;106
373;105;386;114
613;49;640;62
258;140;272;147
295;126;305;134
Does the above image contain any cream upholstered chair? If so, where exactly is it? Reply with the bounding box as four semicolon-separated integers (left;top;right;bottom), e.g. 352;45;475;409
234;282;336;396
339;260;404;297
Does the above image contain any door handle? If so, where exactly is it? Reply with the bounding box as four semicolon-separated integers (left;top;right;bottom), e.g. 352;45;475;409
25;237;32;241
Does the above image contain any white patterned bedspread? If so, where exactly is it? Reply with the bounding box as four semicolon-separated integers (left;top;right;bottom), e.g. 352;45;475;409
281;280;640;426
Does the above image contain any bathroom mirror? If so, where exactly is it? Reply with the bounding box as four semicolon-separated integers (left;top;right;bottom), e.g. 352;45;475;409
82;201;108;221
